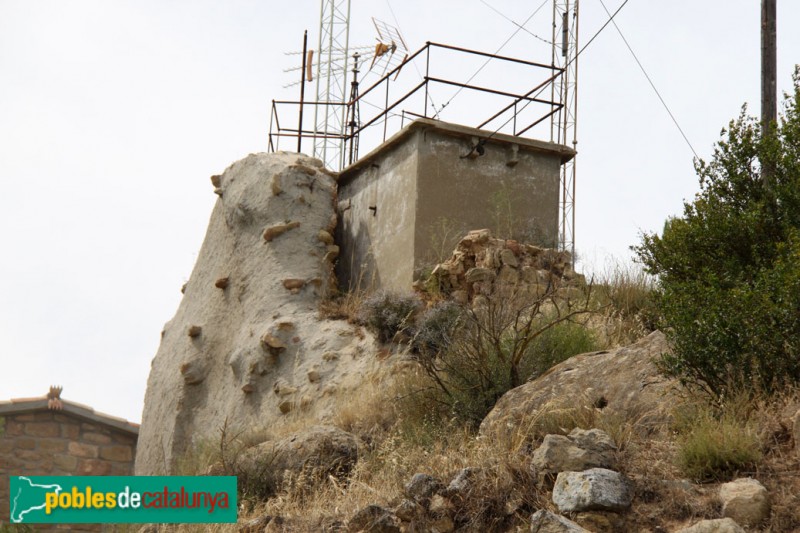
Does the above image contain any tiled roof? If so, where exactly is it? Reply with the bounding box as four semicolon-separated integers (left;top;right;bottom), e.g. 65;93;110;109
0;395;139;436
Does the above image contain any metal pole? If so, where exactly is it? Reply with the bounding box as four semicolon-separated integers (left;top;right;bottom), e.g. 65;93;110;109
761;0;777;138
298;30;308;154
424;44;430;118
348;52;360;165
571;0;580;267
384;78;390;141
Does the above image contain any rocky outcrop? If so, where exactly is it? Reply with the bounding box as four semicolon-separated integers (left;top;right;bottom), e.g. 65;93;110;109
719;478;770;526
481;331;680;437
240;425;360;488
136;153;382;474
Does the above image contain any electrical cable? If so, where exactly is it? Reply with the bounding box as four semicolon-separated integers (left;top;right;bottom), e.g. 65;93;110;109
598;0;699;159
483;0;631;143
479;0;553;46
433;0;550;119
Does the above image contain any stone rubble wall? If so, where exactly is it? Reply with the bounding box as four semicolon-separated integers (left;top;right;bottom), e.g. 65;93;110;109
421;229;584;305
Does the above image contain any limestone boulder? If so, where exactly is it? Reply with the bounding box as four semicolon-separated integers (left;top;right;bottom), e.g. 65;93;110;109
136;153;383;474
529;510;590;532
719;477;770;527
481;331;680;437
531;428;617;480
242;425;360;486
674;518;746;533
552;468;633;513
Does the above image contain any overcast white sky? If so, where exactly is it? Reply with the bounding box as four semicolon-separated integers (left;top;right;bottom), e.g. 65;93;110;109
1;1;798;423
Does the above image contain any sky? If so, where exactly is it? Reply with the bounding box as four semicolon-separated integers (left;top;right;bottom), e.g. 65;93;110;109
1;0;798;423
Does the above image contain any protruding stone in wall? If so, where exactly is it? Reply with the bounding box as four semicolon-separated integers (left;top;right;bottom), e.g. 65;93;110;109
282;278;306;291
180;357;207;385
263;221;301;242
260;334;286;355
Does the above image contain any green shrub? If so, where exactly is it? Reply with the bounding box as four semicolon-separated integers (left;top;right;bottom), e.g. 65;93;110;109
359;291;422;343
634;69;800;397
412;293;596;427
523;318;597;376
675;410;762;482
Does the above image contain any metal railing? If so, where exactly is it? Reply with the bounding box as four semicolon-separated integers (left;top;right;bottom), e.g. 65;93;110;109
268;41;565;171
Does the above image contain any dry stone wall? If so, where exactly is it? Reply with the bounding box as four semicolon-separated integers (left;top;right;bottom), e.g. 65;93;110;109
421;229;584;305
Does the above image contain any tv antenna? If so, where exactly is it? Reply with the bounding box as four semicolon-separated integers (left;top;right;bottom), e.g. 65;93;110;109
282;2;409;170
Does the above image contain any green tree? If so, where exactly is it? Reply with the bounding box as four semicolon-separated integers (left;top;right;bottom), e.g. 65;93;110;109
634;69;800;398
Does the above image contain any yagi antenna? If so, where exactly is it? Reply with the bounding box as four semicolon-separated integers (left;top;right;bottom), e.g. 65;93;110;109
369;17;409;77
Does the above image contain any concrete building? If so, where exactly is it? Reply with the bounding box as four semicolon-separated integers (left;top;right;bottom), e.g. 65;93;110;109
336;118;575;292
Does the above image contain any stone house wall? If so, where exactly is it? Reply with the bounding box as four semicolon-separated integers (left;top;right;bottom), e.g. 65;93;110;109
0;400;138;526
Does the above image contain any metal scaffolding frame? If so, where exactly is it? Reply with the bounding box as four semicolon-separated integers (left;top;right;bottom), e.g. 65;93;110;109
551;0;579;261
268;42;565;171
312;0;352;170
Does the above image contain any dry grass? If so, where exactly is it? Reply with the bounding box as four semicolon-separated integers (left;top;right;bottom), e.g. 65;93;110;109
157;383;800;533
157;262;800;532
587;261;659;348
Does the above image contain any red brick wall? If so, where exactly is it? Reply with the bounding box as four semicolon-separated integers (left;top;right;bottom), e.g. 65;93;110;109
0;410;137;526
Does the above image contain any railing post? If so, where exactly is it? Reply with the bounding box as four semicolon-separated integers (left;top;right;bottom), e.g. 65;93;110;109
383;78;389;141
424;44;430;118
297;30;308;154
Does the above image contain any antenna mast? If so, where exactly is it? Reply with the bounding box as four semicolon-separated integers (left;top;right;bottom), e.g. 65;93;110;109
551;0;579;261
313;0;352;170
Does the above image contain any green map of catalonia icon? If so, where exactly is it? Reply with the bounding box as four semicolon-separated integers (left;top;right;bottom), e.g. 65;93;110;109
10;476;63;523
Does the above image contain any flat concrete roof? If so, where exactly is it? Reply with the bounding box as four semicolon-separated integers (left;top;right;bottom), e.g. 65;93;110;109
337;118;576;181
0;397;139;437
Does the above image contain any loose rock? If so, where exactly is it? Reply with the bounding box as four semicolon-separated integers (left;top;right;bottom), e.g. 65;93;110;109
405;473;443;505
674;518;746;533
529;510;590;532
531;428;617;482
552;468;633;513
348;505;400;533
719;478;770;526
